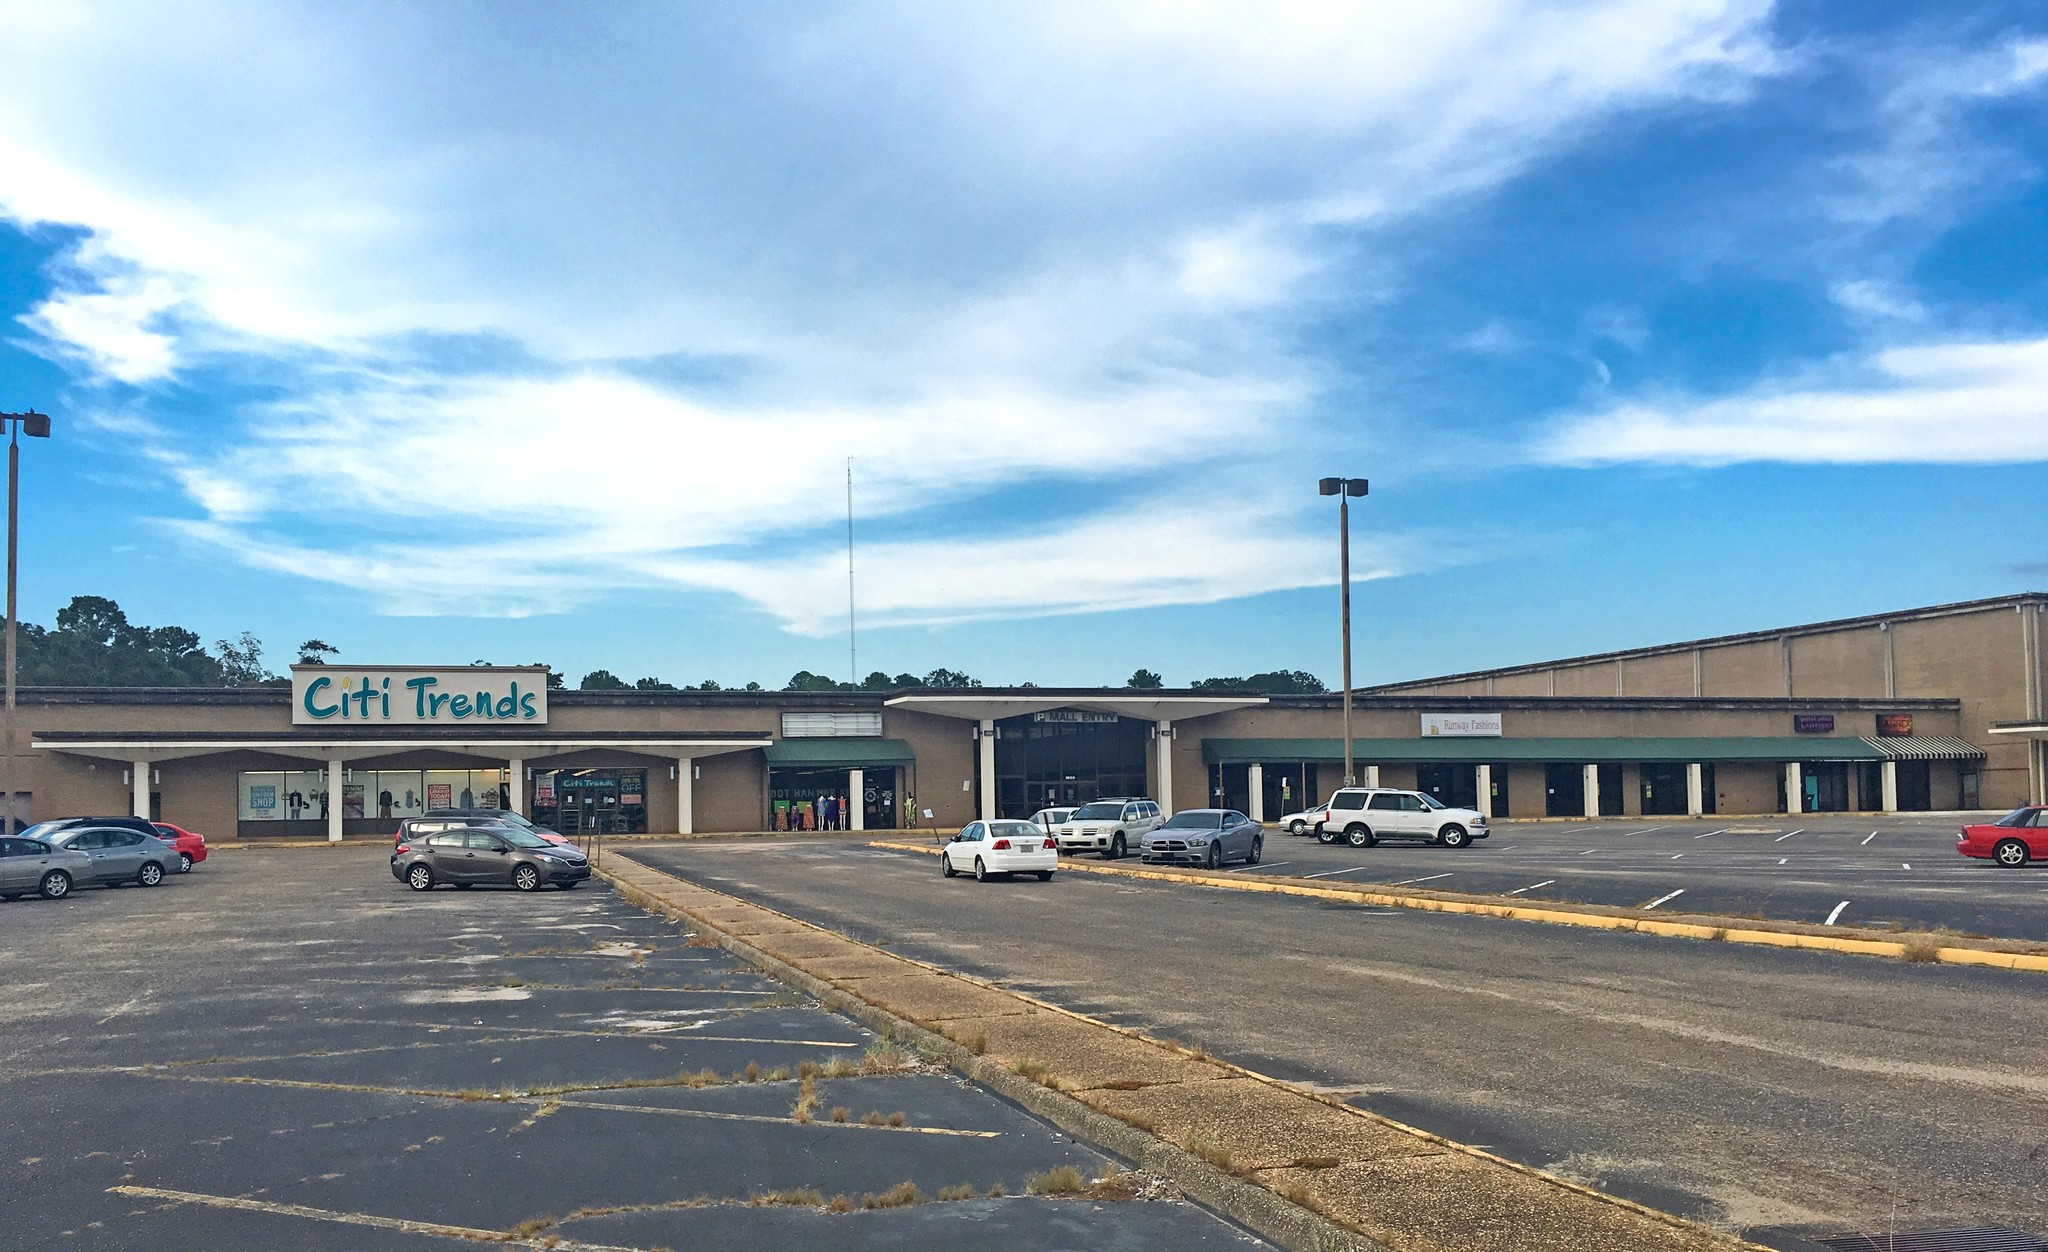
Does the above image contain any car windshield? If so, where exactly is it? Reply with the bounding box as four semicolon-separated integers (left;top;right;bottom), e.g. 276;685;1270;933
1072;802;1124;820
495;827;553;848
16;821;66;840
1993;807;2036;827
1161;812;1224;829
990;821;1041;839
1417;793;1446;810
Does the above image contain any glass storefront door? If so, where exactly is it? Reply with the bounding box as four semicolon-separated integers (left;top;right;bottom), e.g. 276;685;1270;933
993;712;1148;819
534;769;648;835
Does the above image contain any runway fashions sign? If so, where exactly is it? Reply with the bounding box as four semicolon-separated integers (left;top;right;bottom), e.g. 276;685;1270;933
291;666;549;726
1421;712;1502;737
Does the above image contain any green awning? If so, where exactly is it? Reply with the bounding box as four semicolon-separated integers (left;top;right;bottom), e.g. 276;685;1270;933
764;738;917;768
1201;737;1897;765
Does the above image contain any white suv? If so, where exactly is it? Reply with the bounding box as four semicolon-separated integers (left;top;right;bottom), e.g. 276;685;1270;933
1311;788;1488;848
1055;798;1163;859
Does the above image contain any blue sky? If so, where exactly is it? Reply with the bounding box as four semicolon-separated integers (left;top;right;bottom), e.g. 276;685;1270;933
0;1;2044;689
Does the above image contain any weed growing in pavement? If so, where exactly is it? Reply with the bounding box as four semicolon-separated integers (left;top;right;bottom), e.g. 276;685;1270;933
504;1215;556;1237
954;1028;988;1055
747;1187;827;1207
1290;1156;1340;1170
1900;933;1946;963
743;1061;761;1083
1026;1166;1085;1195
860;1110;887;1126
798;1060;820;1081
862;1182;924;1209
1184;1132;1233;1171
824;1194;856;1213
985;1182;1007;1198
684;932;720;948
860;1040;913;1074
821;1056;859;1079
1706;927;1729;942
1014;1059;1049;1083
791;1073;819;1124
936;1183;976;1202
830;1106;851;1123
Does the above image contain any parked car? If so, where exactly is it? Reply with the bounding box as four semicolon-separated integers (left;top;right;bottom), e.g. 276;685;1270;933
396;814;531;849
1312;788;1489;848
0;836;90;900
36;825;181;888
1026;806;1076;834
1277;803;1328;836
151;822;208;873
1142;809;1263;868
18;816;162;843
419;808;570;845
940;820;1057;882
391;825;590;892
1054;797;1163;859
1957;806;2047;867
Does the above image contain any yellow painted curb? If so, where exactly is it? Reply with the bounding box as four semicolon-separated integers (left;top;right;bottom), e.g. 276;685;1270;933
868;840;2048;973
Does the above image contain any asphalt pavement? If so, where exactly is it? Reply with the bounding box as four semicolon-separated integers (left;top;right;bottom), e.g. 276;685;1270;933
634;836;2048;1251
0;847;1266;1251
1225;813;2045;939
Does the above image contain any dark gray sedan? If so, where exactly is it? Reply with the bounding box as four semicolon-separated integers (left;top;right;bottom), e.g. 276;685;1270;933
37;825;179;889
391;825;589;892
1141;809;1263;869
0;836;90;900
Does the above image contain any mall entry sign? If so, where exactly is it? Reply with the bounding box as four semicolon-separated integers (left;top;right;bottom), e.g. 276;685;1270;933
291;665;550;726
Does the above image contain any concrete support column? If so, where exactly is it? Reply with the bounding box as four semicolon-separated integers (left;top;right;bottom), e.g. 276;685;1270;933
1247;763;1265;822
1686;763;1704;816
848;768;865;832
1475;764;1493;819
1363;764;1380;788
507;758;525;816
1880;759;1898;813
1582;763;1600;819
130;759;150;819
977;721;997;821
1784;762;1803;815
1155;720;1174;817
676;758;694;835
326;757;345;843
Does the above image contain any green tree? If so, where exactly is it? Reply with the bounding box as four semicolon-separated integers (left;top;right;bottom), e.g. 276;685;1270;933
213;631;276;686
296;638;339;665
1126;668;1164;689
1189;669;1326;694
921;668;980;689
743;681;762;691
861;670;895;691
685;679;723;691
634;676;679;691
784;670;851;691
579;669;630;690
16;595;229;686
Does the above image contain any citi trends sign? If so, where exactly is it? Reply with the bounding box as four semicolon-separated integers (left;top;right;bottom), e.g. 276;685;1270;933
291;666;549;726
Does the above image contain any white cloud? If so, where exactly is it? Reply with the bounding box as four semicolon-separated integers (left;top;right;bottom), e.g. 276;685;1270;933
1828;279;1926;323
1537;337;2048;466
0;1;1781;624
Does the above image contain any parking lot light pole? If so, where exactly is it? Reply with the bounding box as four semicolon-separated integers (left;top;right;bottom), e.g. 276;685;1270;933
1;410;52;836
1317;477;1368;787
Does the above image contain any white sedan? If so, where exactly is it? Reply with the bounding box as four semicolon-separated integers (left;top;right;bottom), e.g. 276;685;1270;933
940;819;1058;882
1277;803;1328;836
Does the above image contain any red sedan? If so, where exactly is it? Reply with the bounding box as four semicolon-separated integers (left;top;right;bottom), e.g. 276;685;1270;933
151;822;209;874
1957;806;2047;868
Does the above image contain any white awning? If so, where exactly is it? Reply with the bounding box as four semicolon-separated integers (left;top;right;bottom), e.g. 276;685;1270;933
1858;736;1986;761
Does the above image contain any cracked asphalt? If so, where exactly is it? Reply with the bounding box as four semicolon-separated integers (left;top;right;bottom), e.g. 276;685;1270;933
0;845;1266;1250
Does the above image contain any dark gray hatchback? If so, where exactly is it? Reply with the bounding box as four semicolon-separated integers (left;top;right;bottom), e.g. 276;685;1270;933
391;825;589;892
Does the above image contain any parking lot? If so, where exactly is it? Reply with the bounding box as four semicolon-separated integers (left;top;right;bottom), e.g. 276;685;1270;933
1215;813;2043;939
641;835;2048;1250
0;848;1265;1251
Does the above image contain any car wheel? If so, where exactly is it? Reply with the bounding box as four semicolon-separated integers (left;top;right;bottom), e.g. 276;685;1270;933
1205;842;1223;870
1036;870;1053;882
1248;834;1263;864
406;863;434;891
1993;838;2030;868
177;852;193;873
974;857;989;882
137;862;165;887
941;853;957;878
37;870;71;900
1108;833;1126;860
513;864;541;892
1438;824;1470;848
1345;824;1375;848
1314;826;1337;845
1289;819;1306;836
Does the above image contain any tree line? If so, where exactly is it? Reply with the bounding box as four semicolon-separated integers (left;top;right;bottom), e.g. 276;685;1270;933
10;596;1326;696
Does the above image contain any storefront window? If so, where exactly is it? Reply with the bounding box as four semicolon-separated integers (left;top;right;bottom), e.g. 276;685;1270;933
532;769;647;835
240;771;287;821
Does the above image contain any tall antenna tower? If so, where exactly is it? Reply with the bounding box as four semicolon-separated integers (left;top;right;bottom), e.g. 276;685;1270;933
846;457;857;683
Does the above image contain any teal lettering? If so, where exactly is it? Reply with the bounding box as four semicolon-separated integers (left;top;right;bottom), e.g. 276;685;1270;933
429;692;452;717
380;677;391;718
451;693;472;717
519;687;538;719
495;691;516;718
473;691;495;718
304;676;338;719
407;676;436;718
355;685;376;717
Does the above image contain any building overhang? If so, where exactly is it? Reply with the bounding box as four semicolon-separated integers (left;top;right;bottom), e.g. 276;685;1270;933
1989;721;2048;739
884;693;1267;723
31;730;772;765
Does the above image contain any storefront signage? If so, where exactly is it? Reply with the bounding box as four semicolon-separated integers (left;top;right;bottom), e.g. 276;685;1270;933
291;665;549;726
1421;712;1502;737
1874;713;1913;737
1793;714;1836;734
1032;710;1119;724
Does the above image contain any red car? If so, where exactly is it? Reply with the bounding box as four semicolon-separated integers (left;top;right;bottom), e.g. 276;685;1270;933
151;822;209;874
1957;806;2047;868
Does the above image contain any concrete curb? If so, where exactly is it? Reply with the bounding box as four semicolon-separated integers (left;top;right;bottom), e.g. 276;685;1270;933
598;853;1770;1252
868;840;2048;973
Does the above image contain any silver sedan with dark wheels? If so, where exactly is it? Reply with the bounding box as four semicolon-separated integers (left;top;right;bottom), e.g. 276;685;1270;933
35;826;179;889
1141;810;1264;868
0;837;90;900
391;826;590;892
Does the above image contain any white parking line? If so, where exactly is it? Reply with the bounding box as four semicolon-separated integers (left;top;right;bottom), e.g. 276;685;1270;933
1694;828;1730;838
1902;863;1911;870
1577;848;1600;856
1643;888;1685;909
1670;853;1685;859
1623;826;1667;836
1861;832;1877;845
1388;872;1453;886
1507;879;1556;895
1824;900;1850;926
1774;829;1804;842
1301;865;1371;879
1778;858;1787;865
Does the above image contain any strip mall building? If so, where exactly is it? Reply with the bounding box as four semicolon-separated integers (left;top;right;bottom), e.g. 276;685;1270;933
15;594;2047;840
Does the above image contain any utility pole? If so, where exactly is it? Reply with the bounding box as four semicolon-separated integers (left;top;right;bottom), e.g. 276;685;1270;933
1;409;52;836
846;457;857;684
1317;477;1368;787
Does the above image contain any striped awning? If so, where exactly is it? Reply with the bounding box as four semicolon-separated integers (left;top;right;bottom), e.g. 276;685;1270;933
1860;736;1984;761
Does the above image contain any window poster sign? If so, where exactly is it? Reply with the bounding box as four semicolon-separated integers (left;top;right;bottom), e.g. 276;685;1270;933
1794;714;1836;734
1874;713;1913;737
292;665;549;726
426;783;454;809
1421;712;1502;737
342;784;365;818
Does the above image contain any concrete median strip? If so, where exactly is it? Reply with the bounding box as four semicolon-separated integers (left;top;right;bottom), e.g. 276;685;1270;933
865;840;2048;974
600;852;1770;1252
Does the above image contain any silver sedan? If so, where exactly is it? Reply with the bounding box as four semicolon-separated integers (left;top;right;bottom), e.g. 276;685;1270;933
1141;809;1264;869
37;826;180;889
0;836;92;900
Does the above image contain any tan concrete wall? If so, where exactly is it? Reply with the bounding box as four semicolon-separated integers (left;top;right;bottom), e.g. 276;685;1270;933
885;709;976;830
1698;639;1786;697
1620;652;1694;697
1788;627;1887;698
1553;663;1621;697
1494;672;1554;696
1894;607;2030;808
1714;762;1781;815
